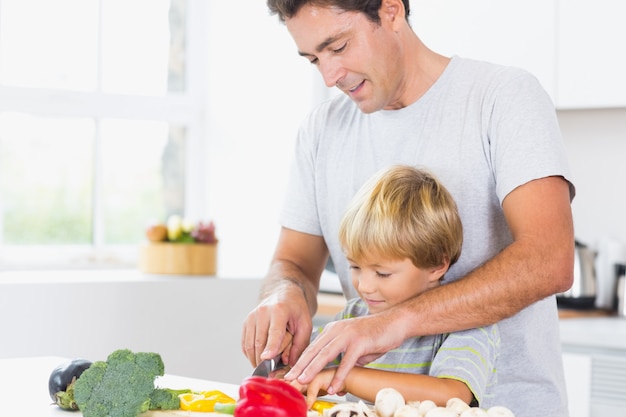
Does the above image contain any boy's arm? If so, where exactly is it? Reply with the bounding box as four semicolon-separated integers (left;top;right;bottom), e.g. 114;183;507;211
299;367;473;408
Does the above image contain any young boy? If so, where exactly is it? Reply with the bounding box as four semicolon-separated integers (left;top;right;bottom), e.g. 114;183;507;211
294;165;499;408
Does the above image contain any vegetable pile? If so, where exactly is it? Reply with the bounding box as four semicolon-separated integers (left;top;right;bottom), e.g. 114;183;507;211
48;350;515;417
48;349;192;417
73;349;190;417
320;387;516;417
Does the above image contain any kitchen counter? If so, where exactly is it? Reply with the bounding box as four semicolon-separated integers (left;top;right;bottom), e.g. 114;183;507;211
317;292;617;321
0;356;240;417
557;308;615;319
560;316;626;352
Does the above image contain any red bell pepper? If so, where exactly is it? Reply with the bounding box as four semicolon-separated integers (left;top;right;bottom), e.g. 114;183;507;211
234;376;307;417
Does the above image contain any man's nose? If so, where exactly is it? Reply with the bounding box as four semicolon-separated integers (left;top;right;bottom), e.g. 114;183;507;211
318;60;343;88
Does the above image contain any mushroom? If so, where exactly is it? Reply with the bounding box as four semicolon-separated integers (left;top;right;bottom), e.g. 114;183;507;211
393;404;420;417
375;388;406;417
417;400;437;415
446;398;470;415
323;400;377;417
486;406;515;417
460;408;489;417
424;407;458;417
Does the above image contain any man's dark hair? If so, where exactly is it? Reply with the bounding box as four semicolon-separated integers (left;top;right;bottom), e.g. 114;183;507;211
267;0;410;24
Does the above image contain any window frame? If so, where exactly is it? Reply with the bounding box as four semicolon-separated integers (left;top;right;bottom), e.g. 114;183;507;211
0;0;210;269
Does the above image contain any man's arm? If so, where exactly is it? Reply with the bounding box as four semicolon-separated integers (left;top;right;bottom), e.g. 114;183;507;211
241;227;329;367
285;176;574;394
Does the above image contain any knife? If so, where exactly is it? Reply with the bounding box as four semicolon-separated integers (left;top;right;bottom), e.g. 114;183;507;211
252;354;287;378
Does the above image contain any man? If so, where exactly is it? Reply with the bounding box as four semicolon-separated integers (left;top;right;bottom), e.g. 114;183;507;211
242;1;575;416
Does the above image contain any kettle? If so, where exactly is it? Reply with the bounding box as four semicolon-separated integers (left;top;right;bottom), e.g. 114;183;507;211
556;240;597;309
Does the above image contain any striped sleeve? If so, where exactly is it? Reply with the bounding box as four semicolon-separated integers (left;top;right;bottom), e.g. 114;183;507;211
429;325;500;405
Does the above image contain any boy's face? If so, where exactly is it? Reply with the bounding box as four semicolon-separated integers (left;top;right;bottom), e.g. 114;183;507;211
348;255;444;314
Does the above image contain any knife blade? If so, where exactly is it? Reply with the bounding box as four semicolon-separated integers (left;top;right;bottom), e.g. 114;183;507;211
252;354;285;377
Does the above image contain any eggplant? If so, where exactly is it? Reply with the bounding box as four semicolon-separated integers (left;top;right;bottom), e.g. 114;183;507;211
48;358;93;410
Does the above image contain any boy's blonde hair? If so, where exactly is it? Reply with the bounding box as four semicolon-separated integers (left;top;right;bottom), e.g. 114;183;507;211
338;165;463;269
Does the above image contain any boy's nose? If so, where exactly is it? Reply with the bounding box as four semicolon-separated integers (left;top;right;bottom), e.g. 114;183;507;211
357;274;376;294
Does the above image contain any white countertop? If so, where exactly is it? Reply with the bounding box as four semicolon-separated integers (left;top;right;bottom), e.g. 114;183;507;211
0;268;256;284
560;316;626;352
0;357;240;417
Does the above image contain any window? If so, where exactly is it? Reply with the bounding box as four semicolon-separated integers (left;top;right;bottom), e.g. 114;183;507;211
0;1;322;277
0;0;208;269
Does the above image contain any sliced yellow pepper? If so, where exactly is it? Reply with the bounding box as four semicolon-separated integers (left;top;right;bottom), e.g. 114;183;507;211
179;390;236;412
311;399;337;414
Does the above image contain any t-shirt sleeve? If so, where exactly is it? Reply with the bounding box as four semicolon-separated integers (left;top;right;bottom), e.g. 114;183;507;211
487;70;575;203
278;109;325;236
429;325;500;406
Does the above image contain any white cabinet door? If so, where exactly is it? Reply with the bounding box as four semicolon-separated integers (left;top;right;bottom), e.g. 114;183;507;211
410;0;556;102
562;353;592;417
556;0;626;108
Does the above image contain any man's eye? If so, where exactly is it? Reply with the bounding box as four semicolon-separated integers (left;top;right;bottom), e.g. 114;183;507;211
333;43;347;54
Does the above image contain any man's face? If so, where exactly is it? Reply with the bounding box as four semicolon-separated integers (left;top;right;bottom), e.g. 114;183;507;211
286;4;404;113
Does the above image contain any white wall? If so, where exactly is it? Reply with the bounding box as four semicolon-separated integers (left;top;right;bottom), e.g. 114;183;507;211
202;2;322;279
559;108;626;249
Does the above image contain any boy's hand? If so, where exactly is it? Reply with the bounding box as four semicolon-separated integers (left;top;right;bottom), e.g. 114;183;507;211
291;367;345;409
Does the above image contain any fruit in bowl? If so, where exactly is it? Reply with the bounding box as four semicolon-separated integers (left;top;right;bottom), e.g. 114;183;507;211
145;223;168;242
145;215;217;244
191;221;217;244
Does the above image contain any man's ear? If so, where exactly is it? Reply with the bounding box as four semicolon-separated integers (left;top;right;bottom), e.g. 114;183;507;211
379;0;405;29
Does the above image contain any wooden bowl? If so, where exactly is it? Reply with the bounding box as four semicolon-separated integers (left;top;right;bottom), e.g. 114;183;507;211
139;242;217;275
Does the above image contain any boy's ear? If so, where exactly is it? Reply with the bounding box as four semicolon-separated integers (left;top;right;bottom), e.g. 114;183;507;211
429;258;451;282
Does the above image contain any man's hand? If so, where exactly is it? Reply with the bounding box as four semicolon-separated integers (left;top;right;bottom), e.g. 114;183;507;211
284;312;406;395
242;228;328;366
241;282;313;367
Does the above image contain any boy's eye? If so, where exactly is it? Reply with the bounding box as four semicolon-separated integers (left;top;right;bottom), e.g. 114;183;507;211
376;271;391;278
349;265;360;270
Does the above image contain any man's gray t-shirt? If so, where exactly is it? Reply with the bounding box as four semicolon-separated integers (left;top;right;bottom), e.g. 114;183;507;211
280;56;574;417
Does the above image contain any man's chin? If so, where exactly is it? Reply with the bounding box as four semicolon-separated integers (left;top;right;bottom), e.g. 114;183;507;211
353;100;381;114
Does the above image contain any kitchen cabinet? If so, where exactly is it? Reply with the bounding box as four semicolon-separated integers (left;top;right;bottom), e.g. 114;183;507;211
562;353;592;417
0;270;263;385
411;1;626;109
560;317;626;416
556;0;626;108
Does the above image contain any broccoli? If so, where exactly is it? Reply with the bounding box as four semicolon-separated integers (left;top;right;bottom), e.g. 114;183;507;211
73;349;188;417
149;388;191;410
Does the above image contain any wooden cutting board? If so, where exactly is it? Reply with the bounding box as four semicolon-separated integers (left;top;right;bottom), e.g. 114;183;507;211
143;410;223;417
144;409;323;417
